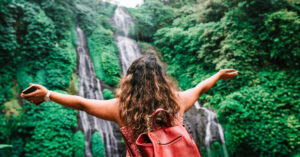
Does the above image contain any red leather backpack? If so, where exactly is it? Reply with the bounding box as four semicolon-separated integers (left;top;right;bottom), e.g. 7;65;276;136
133;108;201;157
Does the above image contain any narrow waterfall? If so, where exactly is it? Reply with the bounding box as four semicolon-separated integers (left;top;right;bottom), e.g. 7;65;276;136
194;102;225;147
112;7;141;74
184;102;228;156
75;27;122;157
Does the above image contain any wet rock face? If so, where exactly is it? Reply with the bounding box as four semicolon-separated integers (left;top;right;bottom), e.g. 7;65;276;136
183;106;206;150
183;105;225;152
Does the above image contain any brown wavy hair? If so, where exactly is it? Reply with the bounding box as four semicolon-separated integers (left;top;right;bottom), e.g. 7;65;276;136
116;56;180;138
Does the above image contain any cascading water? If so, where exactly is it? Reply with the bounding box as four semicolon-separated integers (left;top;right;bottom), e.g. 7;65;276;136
184;102;228;157
75;27;123;157
112;7;141;74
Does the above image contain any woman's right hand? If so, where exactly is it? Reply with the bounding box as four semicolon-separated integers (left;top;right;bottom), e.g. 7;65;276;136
218;69;238;80
21;84;48;106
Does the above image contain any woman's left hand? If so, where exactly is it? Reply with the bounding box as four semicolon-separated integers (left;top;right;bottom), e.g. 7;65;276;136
21;84;48;106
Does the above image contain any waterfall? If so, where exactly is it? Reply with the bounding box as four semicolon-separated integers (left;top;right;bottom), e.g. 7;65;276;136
189;101;228;157
194;102;225;146
75;5;142;157
103;0;143;8
75;27;122;157
112;7;141;74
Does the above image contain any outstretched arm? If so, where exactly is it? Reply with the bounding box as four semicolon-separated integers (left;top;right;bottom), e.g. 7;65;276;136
178;69;238;113
21;84;119;122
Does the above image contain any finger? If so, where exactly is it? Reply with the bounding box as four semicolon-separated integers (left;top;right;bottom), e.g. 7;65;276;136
228;72;238;78
229;71;238;76
225;69;235;72
24;96;33;102
229;71;238;75
229;72;238;76
23;90;39;98
30;83;43;89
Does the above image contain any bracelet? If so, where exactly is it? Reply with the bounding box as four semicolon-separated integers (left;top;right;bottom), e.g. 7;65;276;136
44;91;52;101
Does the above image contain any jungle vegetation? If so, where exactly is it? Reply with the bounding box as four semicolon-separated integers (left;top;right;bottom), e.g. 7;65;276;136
0;0;299;156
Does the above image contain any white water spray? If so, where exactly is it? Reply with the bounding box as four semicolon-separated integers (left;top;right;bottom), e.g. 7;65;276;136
112;7;141;74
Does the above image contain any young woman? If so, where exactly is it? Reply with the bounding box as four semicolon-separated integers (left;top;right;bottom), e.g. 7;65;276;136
21;56;238;156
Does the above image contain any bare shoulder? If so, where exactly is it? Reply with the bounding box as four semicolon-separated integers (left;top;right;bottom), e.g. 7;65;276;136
108;98;120;116
110;98;125;127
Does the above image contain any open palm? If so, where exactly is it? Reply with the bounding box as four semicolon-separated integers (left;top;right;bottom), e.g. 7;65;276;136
219;69;238;80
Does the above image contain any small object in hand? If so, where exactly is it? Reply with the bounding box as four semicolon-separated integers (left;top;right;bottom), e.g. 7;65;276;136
22;86;37;94
22;86;44;106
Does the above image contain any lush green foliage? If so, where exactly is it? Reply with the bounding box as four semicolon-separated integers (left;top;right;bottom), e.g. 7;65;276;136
103;89;115;100
91;131;105;157
146;0;300;156
73;131;85;157
128;0;174;41
0;0;121;155
0;0;117;156
264;10;300;66
1;0;299;156
24;98;77;156
218;71;300;156
87;25;121;86
78;1;121;86
77;0;117;36
0;93;24;157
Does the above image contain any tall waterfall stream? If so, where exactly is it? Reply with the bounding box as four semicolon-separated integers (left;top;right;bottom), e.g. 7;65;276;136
76;27;123;157
112;7;141;74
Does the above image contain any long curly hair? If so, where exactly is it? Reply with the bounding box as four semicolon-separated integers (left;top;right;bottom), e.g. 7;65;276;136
116;56;180;138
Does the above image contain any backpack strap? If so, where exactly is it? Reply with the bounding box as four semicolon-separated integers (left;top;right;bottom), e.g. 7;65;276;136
152;108;172;129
